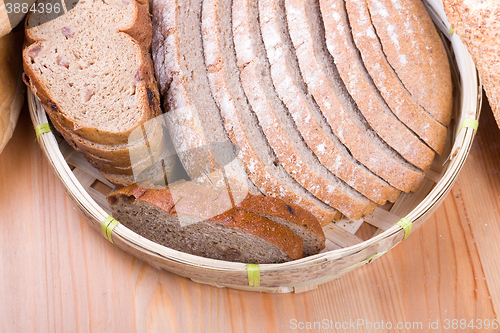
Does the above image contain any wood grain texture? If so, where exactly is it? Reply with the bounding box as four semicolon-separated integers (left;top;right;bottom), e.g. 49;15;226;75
0;96;499;332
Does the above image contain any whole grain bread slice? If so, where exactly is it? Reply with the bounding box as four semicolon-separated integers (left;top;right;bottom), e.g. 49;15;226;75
341;0;448;155
107;182;305;263
23;0;161;146
250;0;399;204
206;0;375;219
260;0;423;192
99;144;184;187
153;0;342;225
365;0;453;126
302;0;434;171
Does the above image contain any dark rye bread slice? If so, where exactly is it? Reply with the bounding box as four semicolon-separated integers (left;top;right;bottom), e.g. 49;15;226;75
365;0;453;126
107;182;305;263
295;0;434;172
153;0;342;225
237;0;399;205
206;0;375;219
341;0;448;155
259;0;423;192
23;0;161;146
170;180;326;256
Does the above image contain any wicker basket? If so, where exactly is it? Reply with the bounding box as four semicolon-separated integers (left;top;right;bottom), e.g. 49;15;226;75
28;0;481;293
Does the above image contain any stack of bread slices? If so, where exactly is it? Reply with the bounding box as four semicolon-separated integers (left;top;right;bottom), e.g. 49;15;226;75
23;0;453;263
22;0;175;187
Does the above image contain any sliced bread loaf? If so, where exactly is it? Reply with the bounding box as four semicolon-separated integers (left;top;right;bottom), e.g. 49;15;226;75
208;0;375;219
239;0;399;205
260;0;424;192
153;0;342;225
341;0;448;154
170;180;326;256
35;101;166;167
365;0;453;126
443;0;500;128
299;0;434;171
152;0;250;185
108;181;306;263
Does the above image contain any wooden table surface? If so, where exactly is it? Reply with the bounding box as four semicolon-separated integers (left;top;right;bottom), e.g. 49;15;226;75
1;96;499;333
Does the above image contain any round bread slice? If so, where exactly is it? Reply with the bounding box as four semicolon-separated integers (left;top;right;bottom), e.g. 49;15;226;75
152;0;341;225
205;0;375;220
228;0;399;205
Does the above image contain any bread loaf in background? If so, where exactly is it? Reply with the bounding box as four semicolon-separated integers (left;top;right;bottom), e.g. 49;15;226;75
444;0;500;128
0;31;24;155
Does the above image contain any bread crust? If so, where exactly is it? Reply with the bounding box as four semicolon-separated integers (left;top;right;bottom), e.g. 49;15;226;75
0;31;24;155
39;101;166;166
154;0;341;224
239;0;399;205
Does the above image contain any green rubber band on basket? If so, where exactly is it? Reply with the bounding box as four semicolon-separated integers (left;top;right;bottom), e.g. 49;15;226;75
449;27;454;36
247;264;260;287
35;123;51;142
101;216;120;244
458;118;479;134
396;218;413;240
